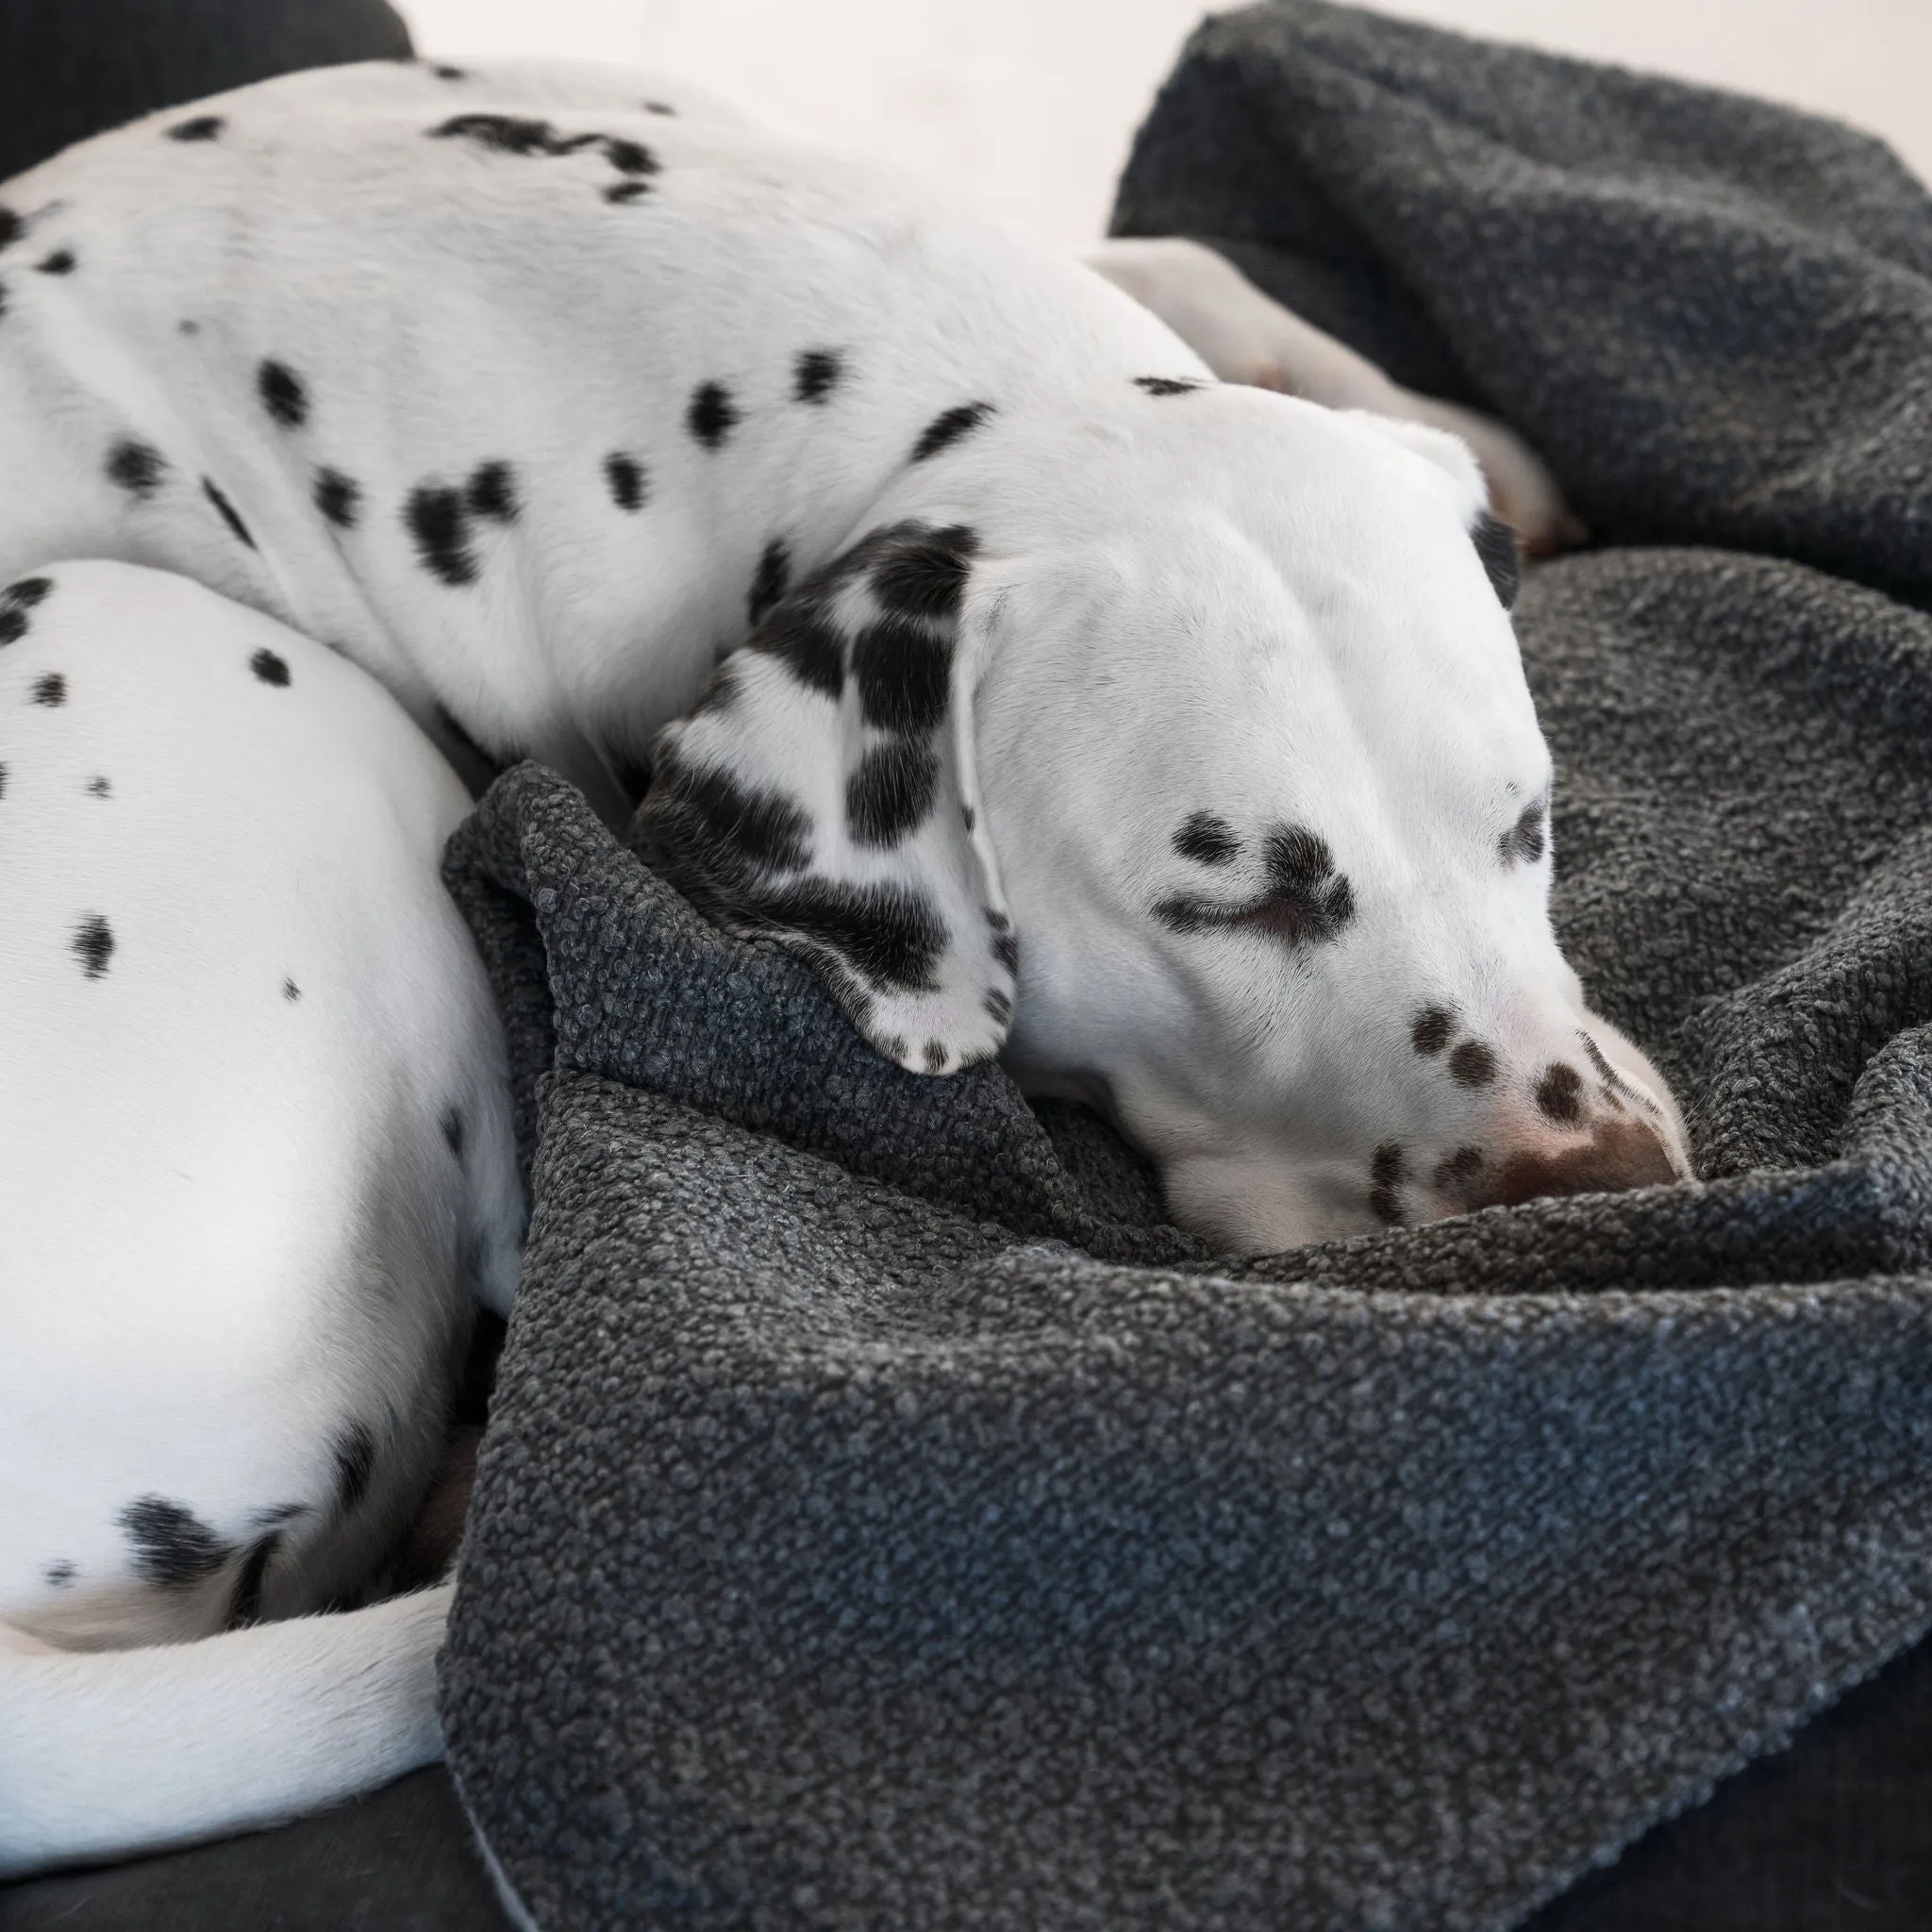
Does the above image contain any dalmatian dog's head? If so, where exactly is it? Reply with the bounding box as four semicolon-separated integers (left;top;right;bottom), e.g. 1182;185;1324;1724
634;384;1689;1252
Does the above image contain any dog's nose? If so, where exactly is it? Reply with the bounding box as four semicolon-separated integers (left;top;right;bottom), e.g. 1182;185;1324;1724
1479;1116;1679;1208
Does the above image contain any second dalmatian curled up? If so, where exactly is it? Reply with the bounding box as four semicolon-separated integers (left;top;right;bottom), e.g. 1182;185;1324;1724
0;56;1690;1870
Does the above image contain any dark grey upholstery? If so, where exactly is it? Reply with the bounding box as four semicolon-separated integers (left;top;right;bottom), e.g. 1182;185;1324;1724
0;0;411;183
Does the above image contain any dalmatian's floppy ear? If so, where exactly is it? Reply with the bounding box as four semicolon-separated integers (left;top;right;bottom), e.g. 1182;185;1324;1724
629;521;1017;1075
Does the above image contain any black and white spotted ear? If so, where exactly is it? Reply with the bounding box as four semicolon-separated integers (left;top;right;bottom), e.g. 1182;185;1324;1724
629;520;1016;1075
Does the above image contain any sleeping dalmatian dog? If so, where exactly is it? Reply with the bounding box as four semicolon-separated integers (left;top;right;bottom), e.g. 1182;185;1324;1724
0;58;1688;1873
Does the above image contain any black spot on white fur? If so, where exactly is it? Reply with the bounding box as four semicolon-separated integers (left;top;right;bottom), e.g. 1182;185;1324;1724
751;599;844;701
250;648;291;687
747;878;949;991
605;452;647;512
643;100;675;116
406;483;477;586
36;249;75;275
107;439;166;498
1536;1063;1585;1124
1449;1040;1498;1089
847;740;940;847
851;613;950;736
0;574;53;646
464;460;516;525
0;207;18;251
1174;811;1239;866
333;1424;376;1515
442;1108;464;1160
1473;512;1521;610
432;63;468;80
73;914;113;977
868;524;978;622
604;138;658;178
282;978;301;1002
428;114;657;203
31;672;64;707
168;115;225;142
429;112;597;158
258;359;308;429
1134;375;1205;396
744;521;974;709
119;1496;227;1586
1268;828;1354;937
639;747;811;880
794;348;844;404
87;775;110;797
687;382;740;450
202;476;256;549
315;467;361;529
911;401;993;463
748;538;791;627
986;910;1020;977
43;1559;76;1589
1411;1006;1454;1056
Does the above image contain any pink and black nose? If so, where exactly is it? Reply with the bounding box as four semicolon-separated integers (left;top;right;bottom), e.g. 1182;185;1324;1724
1374;1010;1686;1224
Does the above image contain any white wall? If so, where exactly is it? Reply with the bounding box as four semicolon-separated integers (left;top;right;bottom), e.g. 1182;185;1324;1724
398;0;1932;251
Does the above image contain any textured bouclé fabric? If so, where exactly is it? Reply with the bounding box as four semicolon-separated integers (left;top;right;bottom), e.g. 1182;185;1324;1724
438;8;1932;1928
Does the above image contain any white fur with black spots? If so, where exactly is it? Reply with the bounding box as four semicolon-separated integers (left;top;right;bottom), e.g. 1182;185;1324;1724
0;58;1682;1875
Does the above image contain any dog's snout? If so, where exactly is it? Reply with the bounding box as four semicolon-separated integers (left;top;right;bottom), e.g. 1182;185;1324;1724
1479;1116;1678;1208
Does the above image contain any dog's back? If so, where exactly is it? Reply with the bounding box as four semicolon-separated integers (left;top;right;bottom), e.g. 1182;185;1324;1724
0;58;1191;810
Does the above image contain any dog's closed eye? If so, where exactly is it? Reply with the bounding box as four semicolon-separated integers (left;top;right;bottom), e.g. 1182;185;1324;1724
1154;822;1356;947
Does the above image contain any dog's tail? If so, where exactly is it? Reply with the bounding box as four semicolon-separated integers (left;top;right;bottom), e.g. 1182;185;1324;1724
0;1584;450;1876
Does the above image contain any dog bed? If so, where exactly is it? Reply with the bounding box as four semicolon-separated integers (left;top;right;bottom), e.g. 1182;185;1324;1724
436;9;1932;1926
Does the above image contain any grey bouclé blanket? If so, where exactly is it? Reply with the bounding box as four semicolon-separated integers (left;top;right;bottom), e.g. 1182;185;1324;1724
437;7;1932;1927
